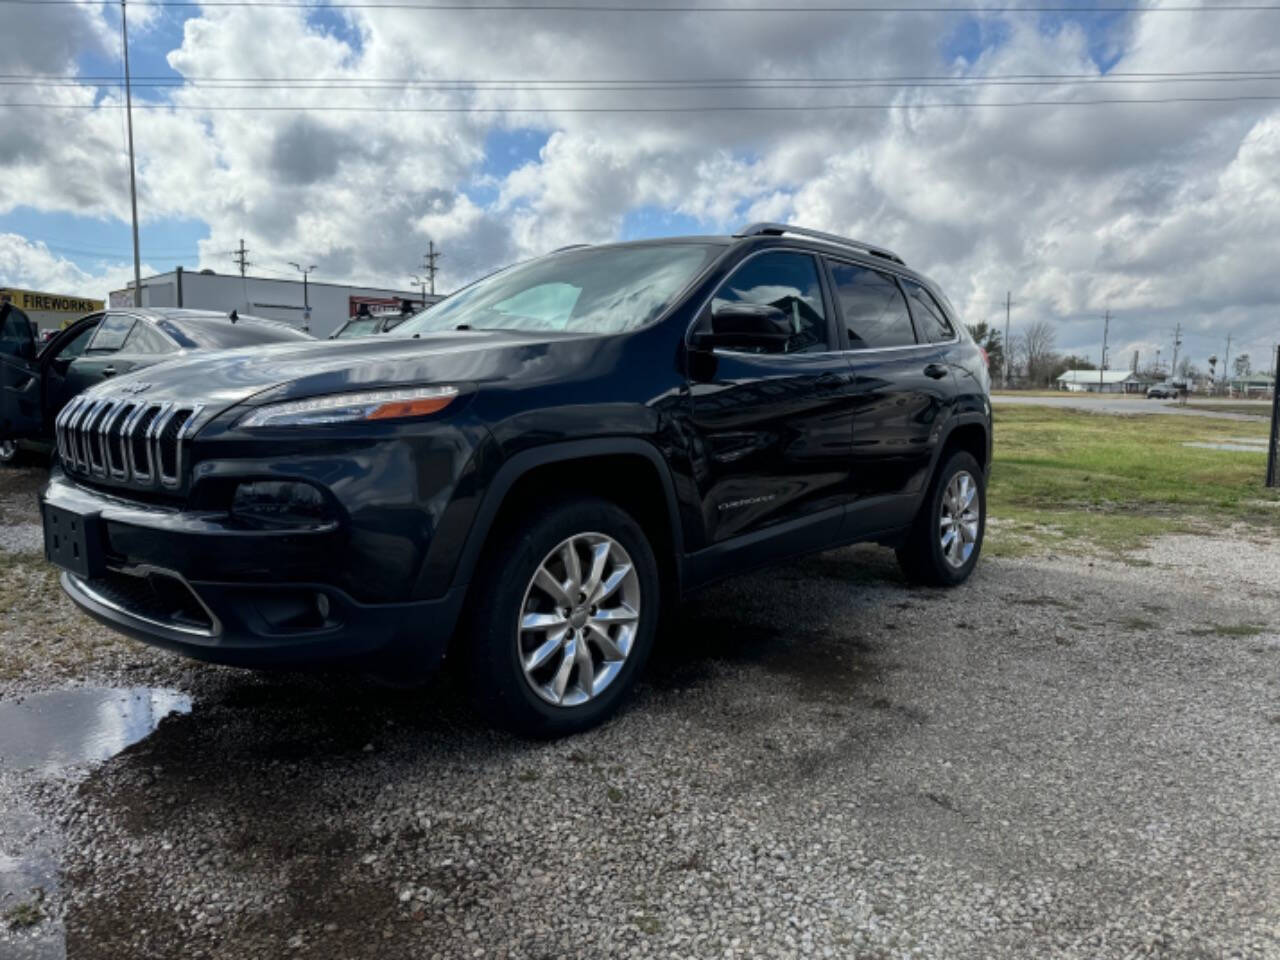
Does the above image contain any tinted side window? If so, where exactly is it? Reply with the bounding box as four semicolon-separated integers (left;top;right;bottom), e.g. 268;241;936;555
86;314;137;353
827;262;916;349
901;280;955;344
121;321;176;355
710;252;829;354
0;305;34;353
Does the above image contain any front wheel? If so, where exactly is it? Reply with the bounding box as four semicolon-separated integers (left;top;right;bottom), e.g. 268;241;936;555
896;450;986;586
0;439;20;467
464;496;660;737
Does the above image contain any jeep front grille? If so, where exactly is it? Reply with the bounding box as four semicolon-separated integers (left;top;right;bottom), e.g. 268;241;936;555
55;397;204;490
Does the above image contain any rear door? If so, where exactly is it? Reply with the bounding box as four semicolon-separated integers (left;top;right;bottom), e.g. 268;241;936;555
825;258;955;532
0;303;42;440
685;249;856;555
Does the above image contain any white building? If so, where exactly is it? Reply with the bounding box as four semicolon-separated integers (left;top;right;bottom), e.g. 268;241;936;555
111;268;440;339
1056;369;1146;393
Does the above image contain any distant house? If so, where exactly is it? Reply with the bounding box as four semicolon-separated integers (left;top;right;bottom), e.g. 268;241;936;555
1227;374;1275;398
1056;370;1146;393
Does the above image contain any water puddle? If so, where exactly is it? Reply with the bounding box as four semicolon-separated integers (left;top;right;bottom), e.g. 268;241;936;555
1183;440;1269;453
0;687;190;959
0;687;191;775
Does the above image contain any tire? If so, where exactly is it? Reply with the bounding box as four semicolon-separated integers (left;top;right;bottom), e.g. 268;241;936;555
896;450;986;587
464;496;661;737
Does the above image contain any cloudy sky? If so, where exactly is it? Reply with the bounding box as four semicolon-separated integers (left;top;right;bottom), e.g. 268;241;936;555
1;0;1278;373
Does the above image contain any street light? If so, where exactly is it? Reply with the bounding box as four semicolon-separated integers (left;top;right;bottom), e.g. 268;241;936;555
411;274;429;307
289;262;316;331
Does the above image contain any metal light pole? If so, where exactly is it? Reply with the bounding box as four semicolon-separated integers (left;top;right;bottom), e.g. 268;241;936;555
411;274;428;306
121;0;142;305
289;262;316;330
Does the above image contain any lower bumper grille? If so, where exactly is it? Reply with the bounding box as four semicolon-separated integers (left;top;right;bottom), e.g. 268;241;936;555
73;568;217;636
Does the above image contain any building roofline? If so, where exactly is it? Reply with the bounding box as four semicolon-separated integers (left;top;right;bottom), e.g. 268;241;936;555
114;269;425;296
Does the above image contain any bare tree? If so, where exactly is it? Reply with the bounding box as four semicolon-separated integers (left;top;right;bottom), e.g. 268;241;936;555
1016;320;1058;386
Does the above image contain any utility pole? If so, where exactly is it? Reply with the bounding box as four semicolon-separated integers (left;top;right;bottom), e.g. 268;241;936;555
410;274;429;306
1224;333;1233;395
121;0;142;306
289;262;316;331
1169;322;1182;384
1003;290;1012;388
1100;308;1111;391
1156;348;1162;376
423;241;441;296
233;239;250;278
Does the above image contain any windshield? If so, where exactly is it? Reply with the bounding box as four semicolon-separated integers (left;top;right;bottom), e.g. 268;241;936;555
396;242;723;337
336;318;380;339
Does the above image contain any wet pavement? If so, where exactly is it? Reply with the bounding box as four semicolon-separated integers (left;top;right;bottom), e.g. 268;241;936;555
0;687;189;960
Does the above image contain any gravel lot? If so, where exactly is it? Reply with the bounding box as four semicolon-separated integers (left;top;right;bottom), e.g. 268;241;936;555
1;462;1278;959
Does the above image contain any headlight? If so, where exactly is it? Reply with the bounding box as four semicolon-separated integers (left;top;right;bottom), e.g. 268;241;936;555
239;386;459;428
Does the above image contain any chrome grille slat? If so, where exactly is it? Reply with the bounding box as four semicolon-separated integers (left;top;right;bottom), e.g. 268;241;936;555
87;400;116;476
57;397;201;492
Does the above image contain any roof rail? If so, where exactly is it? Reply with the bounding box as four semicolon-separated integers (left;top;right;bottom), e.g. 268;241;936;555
734;222;904;265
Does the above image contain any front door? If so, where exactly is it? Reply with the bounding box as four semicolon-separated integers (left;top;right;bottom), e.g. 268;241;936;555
61;312;138;402
41;316;102;422
685;250;856;555
824;257;954;531
0;303;43;441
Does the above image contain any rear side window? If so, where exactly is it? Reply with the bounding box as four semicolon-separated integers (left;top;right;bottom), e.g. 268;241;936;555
121;321;176;355
901;279;955;343
86;313;137;353
710;251;829;354
827;261;916;349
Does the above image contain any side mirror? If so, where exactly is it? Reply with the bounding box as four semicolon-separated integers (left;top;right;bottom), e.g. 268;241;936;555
693;303;791;353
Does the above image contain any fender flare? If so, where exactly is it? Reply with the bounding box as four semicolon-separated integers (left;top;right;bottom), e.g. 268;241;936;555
448;437;685;591
931;411;992;477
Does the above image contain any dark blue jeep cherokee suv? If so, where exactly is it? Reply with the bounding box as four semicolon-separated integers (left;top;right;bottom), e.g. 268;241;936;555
40;223;991;736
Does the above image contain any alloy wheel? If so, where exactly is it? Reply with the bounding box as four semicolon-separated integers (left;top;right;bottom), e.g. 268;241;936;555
939;470;980;568
517;532;641;707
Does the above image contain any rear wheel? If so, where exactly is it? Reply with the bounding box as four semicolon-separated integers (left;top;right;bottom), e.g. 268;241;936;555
465;496;660;737
896;450;986;586
0;439;20;467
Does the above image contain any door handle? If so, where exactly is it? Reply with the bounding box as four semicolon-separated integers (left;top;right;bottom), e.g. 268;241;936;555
924;363;948;380
101;367;117;378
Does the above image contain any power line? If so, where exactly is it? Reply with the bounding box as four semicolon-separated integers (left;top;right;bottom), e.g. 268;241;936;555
10;68;1280;84
9;74;1280;92
6;93;1280;112
2;0;1278;10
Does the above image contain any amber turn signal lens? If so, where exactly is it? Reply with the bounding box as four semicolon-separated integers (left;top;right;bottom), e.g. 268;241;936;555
365;395;457;420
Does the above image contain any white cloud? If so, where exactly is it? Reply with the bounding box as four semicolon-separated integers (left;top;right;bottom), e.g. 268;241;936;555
1;2;1279;364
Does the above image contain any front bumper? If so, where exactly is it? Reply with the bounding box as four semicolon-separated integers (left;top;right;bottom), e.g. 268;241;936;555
41;471;467;670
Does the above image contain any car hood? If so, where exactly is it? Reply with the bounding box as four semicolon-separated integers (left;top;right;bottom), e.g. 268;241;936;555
88;329;604;411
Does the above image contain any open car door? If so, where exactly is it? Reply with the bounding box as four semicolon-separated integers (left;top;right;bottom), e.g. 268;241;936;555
0;302;43;444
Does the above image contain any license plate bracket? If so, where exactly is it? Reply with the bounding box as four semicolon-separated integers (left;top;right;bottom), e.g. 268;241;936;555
42;504;106;579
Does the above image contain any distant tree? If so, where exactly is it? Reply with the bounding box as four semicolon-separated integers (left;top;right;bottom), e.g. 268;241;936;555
966;322;1005;381
1176;356;1194;379
1016;320;1058;386
1233;353;1252;378
1060;354;1097;371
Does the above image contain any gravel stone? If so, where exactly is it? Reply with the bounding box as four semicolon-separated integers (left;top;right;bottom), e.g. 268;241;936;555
0;463;1277;959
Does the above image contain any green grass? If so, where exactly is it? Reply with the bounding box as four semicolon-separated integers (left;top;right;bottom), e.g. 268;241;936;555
987;406;1280;558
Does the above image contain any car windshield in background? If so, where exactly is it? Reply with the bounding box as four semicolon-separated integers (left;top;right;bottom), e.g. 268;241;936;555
159;317;312;349
395;242;724;337
335;318;380;339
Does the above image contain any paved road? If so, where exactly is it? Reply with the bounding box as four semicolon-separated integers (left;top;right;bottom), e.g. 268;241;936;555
1;465;1278;960
993;394;1271;420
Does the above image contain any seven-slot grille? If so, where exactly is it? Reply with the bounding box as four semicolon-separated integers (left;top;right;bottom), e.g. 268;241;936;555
55;396;204;489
